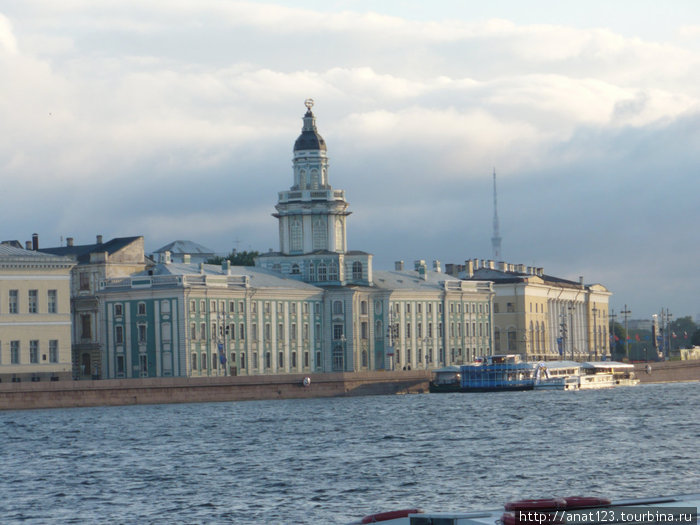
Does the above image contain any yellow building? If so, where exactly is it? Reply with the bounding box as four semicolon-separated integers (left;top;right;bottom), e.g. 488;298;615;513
449;259;611;362
0;243;75;382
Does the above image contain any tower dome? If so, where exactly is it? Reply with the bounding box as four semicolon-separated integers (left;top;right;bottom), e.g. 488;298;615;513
294;99;327;152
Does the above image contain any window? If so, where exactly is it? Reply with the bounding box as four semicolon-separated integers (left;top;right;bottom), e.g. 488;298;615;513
138;302;146;316
406;303;411;314
28;290;38;313
200;323;206;340
201;353;207;370
291;264;300;275
117;355;125;376
30;340;39;363
291;302;297;315
494;303;500;313
417;303;422;314
9;290;18;314
212;323;218;339
508;330;517;351
332;345;344;371
79;272;90;291
240;352;246;369
230;301;236;313
200;300;206;313
361;301;368;315
315;351;321;368
333;301;343;315
251;302;257;314
303;323;309;341
264;302;270;314
318;263;327;281
161;323;171;343
291;323;297;340
190;323;197;339
417;323;422;339
265;323;271;341
333;324;344;340
290;218;302;252
49;340;58;363
11;341;19;364
140;355;148;377
329;262;338;281
239;323;245;340
406;322;411;338
48;290;57;313
81;314;91;339
352;261;363;280
115;303;123;317
265;352;271;369
315;323;321;340
190;300;196;313
116;326;124;344
211;300;217;312
239;301;244;313
138;324;147;343
361;350;368;367
212;354;218;370
375;320;383;339
361;322;368;339
507;302;515;313
252;323;258;341
278;351;284;368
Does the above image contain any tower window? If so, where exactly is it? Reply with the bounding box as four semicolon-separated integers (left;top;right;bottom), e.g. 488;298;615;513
352;261;363;280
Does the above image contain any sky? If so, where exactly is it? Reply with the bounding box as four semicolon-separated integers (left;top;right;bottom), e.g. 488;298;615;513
1;1;699;320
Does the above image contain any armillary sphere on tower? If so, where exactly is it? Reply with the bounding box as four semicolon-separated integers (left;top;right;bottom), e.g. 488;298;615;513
304;98;314;110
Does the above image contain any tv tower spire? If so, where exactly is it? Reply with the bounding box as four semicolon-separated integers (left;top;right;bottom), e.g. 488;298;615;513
491;168;502;260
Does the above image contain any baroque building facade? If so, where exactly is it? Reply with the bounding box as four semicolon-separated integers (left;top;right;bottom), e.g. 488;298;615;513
0;243;74;382
97;101;496;379
447;259;610;361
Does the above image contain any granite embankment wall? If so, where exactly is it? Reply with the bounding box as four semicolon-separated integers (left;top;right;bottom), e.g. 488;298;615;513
634;359;700;384
0;370;432;411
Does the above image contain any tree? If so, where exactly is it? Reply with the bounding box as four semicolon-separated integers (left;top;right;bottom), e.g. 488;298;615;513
691;329;700;347
207;250;260;267
609;321;626;361
668;316;698;350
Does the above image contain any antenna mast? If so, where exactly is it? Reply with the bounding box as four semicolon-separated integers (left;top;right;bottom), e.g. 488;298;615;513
491;168;502;260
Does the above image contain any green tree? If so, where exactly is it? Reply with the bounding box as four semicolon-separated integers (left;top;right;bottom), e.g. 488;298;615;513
692;329;700;347
207;250;260;267
609;321;626;360
668;316;698;350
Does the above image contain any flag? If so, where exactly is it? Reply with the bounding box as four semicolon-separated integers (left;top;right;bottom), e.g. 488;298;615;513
635;334;640;342
614;335;620;341
684;331;688;339
672;332;677;339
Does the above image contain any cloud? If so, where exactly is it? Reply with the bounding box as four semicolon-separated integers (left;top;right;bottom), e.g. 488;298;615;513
1;1;700;316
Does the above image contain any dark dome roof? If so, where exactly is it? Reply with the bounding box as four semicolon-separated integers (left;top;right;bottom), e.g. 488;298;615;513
293;109;327;152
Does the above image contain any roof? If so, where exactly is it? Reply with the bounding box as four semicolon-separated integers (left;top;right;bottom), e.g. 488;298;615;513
153;240;215;255
0;243;74;265
294;109;327;152
463;267;583;288
137;262;322;291
372;269;462;291
39;236;142;264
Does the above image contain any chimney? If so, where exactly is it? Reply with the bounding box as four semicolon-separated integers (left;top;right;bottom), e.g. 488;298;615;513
537;267;543;277
499;261;508;272
517;264;526;273
579;276;584;289
163;251;171;264
433;260;441;273
222;260;230;274
395;260;404;271
25;241;32;250
199;262;205;274
465;260;474;278
414;259;425;271
445;263;455;276
32;233;38;251
96;235;103;244
67;237;74;247
183;254;191;264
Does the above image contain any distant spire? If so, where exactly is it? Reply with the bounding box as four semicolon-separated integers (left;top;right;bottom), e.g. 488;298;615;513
491;168;502;260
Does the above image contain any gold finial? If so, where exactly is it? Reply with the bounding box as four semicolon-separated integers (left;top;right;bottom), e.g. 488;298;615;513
304;98;314;110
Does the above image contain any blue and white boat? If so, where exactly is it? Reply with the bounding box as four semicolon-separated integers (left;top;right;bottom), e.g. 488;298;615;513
459;354;534;392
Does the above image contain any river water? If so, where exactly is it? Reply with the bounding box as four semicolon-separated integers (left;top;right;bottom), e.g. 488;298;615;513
0;382;698;524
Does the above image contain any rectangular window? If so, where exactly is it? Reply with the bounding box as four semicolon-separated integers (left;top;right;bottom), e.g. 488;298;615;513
229;323;236;341
9;289;18;313
361;321;368;340
494;303;500;313
303;303;309;314
49;340;58;363
116;326;124;344
138;324;147;343
291;323;297;340
190;323;197;339
417;323;422;339
265;323;271;341
117;355;125;375
406;322;411;338
417;303;422;314
278;323;284;339
79;272;90;291
290;302;297;315
30;340;39;363
47;290;57;313
11;341;20;364
333;324;344;340
28;290;38;313
252;323;258;341
251;302;257;314
201;353;207;369
200;300;206;313
265;302;270;314
140;354;148;376
200;322;206;340
238;301;244;313
138;302;146;315
303;323;309;341
239;323;245;340
212;323;218;339
507;302;515;313
191;353;198;371
190;300;196;313
230;301;236;313
81;314;91;339
114;303;123;317
315;323;320;341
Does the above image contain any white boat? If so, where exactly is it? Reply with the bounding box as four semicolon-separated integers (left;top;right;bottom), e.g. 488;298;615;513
533;361;582;390
349;493;700;525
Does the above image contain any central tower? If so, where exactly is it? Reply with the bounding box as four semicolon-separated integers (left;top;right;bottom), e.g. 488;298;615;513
275;99;350;255
257;100;371;286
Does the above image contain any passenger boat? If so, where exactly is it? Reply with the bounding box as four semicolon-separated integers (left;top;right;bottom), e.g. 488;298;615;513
348;493;700;525
579;362;639;389
428;366;462;393
459;354;534;392
533;361;582;390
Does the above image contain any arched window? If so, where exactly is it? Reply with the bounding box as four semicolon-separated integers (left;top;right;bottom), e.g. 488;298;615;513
318;263;327;281
375;320;383;339
335;219;343;252
329;262;338;281
333;300;343;315
290;219;302;252
312;217;326;250
291;264;300;275
352;261;363;280
308;262;314;281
